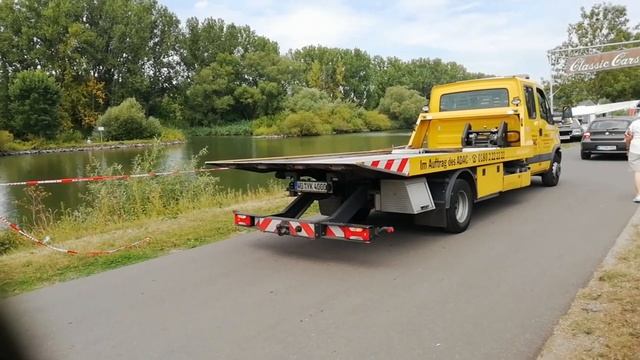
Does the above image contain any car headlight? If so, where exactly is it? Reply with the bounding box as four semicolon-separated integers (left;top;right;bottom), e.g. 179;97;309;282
572;129;582;134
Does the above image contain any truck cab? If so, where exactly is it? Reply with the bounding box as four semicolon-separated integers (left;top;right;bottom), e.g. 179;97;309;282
409;76;560;178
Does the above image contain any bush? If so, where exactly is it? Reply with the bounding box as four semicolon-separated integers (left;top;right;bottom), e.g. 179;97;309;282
57;130;84;143
280;111;331;136
98;98;162;141
377;86;425;128
0;130;14;151
8;70;62;139
187;122;253;136
0;231;22;255
159;127;186;142
361;111;392;131
284;88;332;112
328;103;367;133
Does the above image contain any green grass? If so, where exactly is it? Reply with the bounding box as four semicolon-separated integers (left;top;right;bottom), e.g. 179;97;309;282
0;197;291;296
0;144;304;296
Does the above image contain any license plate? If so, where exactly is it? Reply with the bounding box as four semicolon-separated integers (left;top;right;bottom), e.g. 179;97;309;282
597;145;616;151
559;135;570;140
294;181;331;193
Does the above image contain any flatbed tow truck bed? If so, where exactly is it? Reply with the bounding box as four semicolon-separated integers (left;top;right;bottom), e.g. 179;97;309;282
206;146;531;178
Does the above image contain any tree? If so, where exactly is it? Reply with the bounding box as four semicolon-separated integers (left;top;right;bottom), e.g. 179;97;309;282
377;86;424;128
98;98;161;140
8;70;62;139
552;3;640;106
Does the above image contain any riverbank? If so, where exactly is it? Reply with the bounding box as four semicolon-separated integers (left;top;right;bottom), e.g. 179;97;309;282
538;207;640;359
0;139;185;157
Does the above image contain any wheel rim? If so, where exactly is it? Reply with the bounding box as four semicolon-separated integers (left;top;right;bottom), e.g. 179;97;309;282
454;190;469;223
553;160;561;179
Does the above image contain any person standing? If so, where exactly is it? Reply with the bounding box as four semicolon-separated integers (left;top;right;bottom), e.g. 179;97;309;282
625;116;640;203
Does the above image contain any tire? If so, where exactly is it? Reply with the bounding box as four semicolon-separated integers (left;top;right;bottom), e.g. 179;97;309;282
581;151;591;160
444;179;473;233
541;153;561;186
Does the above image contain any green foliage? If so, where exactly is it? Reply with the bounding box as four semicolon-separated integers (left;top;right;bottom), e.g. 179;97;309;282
0;231;22;255
0;0;486;137
78;146;222;222
98;98;161;141
0;130;13;151
377;86;425;128
280;112;332;136
362;111;393;131
552;3;640;107
159;127;186;142
284;87;332;112
8;70;62;139
188;122;253;136
57;130;84;143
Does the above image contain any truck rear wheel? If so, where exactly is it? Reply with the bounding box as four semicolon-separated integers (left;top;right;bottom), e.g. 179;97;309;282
444;179;473;233
541;153;561;187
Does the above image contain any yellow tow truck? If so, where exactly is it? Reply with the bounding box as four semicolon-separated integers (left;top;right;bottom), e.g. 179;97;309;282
207;76;561;242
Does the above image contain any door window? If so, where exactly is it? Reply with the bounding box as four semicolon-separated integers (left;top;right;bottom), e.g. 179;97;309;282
524;86;536;119
536;88;551;123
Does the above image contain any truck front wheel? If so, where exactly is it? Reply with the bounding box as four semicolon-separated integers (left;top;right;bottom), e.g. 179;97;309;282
444;179;473;233
541;153;561;187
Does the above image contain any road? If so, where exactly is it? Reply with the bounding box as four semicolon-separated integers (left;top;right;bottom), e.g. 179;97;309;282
2;146;638;360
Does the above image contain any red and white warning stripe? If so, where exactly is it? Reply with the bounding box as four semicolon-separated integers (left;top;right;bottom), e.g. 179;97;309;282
325;225;372;242
0;167;228;187
255;217;316;238
256;217;282;233
288;221;316;238
362;158;409;175
0;215;150;256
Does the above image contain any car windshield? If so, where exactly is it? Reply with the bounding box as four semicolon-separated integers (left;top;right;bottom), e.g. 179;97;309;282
589;120;630;130
440;88;509;111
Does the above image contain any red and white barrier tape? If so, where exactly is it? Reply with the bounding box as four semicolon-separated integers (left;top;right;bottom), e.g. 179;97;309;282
0;215;150;256
0;167;228;187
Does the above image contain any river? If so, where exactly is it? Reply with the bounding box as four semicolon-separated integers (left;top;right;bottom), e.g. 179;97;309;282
0;131;410;221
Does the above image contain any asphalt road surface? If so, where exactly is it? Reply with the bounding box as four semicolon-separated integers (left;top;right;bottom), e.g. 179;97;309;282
2;146;638;360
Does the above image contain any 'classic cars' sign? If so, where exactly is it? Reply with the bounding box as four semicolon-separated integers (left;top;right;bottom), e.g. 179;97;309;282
564;47;640;74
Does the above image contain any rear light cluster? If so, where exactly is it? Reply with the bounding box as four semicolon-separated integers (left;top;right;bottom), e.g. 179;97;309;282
234;213;253;227
582;132;590;141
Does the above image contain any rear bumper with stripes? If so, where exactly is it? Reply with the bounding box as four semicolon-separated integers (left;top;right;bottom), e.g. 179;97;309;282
234;212;394;244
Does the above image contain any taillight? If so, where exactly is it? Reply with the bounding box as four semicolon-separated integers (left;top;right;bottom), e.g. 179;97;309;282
582;132;590;141
234;213;254;226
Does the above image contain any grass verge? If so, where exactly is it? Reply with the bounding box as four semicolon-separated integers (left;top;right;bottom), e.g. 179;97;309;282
0;195;292;296
538;220;640;359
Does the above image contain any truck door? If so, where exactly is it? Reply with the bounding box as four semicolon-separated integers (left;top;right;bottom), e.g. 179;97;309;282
535;88;556;156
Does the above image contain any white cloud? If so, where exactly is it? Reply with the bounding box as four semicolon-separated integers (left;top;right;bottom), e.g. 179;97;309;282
194;0;208;9
253;4;375;51
170;0;640;81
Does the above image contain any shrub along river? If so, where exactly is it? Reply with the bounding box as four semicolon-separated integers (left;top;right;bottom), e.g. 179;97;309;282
0;131;410;221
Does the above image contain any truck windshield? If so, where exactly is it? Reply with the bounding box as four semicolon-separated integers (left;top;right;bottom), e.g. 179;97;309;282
440;88;508;111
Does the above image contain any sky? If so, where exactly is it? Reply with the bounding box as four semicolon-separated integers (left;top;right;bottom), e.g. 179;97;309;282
160;0;640;81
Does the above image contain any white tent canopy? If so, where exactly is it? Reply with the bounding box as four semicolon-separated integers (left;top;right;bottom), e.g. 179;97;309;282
572;100;640;117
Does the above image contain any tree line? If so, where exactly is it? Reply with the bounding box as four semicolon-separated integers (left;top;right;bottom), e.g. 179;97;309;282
0;0;485;141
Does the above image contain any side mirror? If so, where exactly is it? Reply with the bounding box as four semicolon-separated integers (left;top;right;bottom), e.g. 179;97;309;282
422;98;430;113
562;106;573;119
